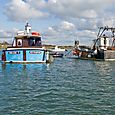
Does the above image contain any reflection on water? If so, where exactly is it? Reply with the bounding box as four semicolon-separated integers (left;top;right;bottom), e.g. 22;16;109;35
1;63;49;78
0;56;115;115
94;61;112;76
93;61;114;91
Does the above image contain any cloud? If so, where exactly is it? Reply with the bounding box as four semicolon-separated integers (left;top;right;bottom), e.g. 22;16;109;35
0;29;12;37
60;21;75;31
42;19;99;45
5;0;48;22
0;27;20;41
46;0;115;19
3;0;115;45
4;0;115;22
75;30;97;43
0;29;13;43
42;21;78;45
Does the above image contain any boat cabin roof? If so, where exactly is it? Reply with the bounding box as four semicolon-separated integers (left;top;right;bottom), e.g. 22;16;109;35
15;35;41;39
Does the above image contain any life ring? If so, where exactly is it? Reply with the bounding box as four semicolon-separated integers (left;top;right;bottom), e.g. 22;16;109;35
31;32;40;36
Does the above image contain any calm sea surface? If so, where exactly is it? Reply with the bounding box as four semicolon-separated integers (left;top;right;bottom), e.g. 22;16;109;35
0;50;115;115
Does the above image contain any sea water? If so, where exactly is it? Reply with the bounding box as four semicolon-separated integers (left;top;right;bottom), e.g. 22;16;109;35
0;50;115;115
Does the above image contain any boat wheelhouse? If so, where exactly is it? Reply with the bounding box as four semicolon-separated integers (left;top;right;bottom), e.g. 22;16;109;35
92;27;115;61
2;23;51;63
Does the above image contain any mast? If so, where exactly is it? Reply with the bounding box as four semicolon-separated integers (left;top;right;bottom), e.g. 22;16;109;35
93;26;115;50
25;22;31;35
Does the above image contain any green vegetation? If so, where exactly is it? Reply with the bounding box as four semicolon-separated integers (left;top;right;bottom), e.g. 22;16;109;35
0;41;11;49
0;41;91;50
43;44;73;50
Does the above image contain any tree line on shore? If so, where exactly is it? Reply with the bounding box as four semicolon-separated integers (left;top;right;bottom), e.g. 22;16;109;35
0;41;91;50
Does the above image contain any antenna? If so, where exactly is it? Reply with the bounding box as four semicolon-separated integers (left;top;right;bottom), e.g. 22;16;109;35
25;22;31;34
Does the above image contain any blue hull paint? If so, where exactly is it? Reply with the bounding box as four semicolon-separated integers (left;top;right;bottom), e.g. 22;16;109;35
4;49;48;63
26;50;44;61
6;50;23;62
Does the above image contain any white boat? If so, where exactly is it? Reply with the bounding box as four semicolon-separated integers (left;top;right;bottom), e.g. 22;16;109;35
49;46;66;57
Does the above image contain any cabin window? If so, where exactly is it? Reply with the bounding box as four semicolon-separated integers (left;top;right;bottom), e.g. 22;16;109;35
103;34;107;45
29;37;41;46
104;38;106;45
35;38;41;46
12;39;16;47
29;38;35;46
17;39;22;46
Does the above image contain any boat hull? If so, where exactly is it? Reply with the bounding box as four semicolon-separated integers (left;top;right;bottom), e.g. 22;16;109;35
2;48;51;63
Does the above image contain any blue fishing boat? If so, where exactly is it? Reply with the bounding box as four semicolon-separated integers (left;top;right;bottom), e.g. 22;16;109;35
2;23;52;63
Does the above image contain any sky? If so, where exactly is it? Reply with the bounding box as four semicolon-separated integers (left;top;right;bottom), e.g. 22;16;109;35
0;0;115;46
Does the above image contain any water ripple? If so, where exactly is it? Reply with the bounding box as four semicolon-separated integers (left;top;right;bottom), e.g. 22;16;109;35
0;56;115;114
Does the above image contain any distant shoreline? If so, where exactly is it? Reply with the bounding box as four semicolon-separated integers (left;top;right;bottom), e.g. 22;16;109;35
0;42;73;49
0;42;91;50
